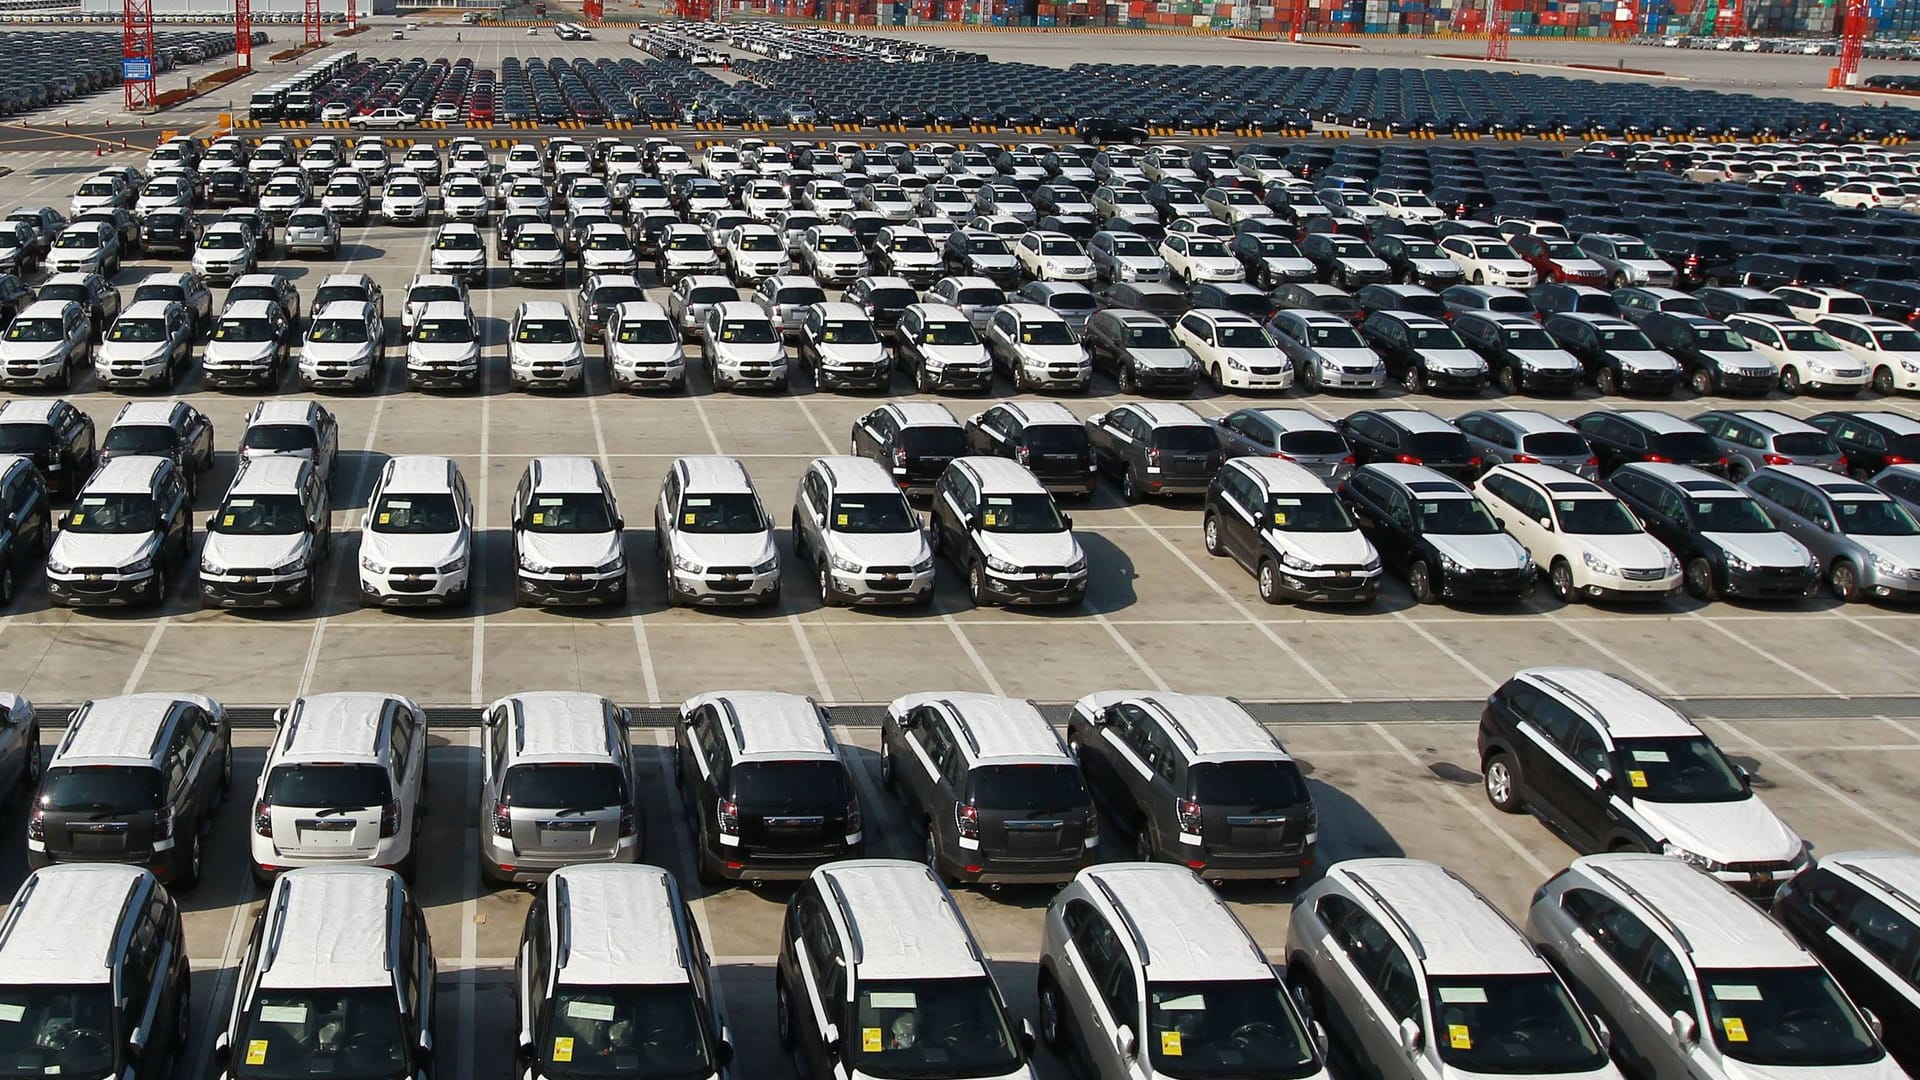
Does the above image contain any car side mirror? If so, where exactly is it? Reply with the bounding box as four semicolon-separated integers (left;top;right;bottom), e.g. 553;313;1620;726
1019;1018;1036;1055
360;513;370;530
1397;1018;1423;1057
515;1039;535;1066
1061;513;1073;530
1537;516;1554;532
212;1033;231;1067
1112;1024;1137;1061
613;516;625;531
1591;1014;1612;1052
1310;1020;1329;1056
1670;1010;1698;1048
1594;767;1614;791
822;1023;841;1057
1863;1008;1883;1040
965;513;980;531
271;707;287;726
715;1035;736;1067
1734;763;1752;790
126;1028;146;1058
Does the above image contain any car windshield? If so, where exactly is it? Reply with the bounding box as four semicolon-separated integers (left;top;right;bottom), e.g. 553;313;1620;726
664;234;706;252
414;318;473;344
38;764;162;811
1409;327;1467;350
1778;328;1843;351
891;235;936;253
231;986;409;1080
922;321;978;345
266;183;303;199
968;235;1010;256
288;213;329;230
1217;325;1273;349
213;317;277;343
1268;492;1355;532
679;492;763;533
1426;975;1606;1075
107;318;167;343
1306;323;1365;348
4;318;62;343
1695;329;1751;352
204;231;247;250
1144;980;1318;1080
814;233;861;253
1187;238;1230;257
538;985;713;1080
828;493;916;534
1018;321;1077;347
242;426;317;457
715;320;777;345
848;978;1020;1080
371;493;458;533
615;318;676;345
1126;324;1179;349
53;232;101;250
1874;328;1920;352
0;985;117;1079
308;318;368;344
815;319;882;347
1553;496;1640;535
1835;496;1920;535
586;234;630;252
1110;237;1155;256
437;231;482;251
1498;326;1557;350
1416;496;1500;534
979;492;1065;534
212;493;307;535
1595;328;1656;351
516;232;559;251
64;492;157;533
1612;241;1657;260
738;233;782;252
517;318;576;345
1698;967;1881;1067
1611;735;1746;802
525;493;614;533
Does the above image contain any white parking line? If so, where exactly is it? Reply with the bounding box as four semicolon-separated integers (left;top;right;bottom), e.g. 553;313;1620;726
939;613;1004;695
1683;608;1844;696
1875;714;1920;744
1700;716;1920;849
471;270;495;706
1368;721;1554;877
119;617;167;694
1093;611;1170;690
788;614;833;699
1541;610;1678;696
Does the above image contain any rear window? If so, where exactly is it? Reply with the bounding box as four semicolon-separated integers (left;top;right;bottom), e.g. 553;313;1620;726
731;761;850;813
1653;432;1722;461
1189;761;1309;808
969;764;1089;812
1773;433;1838;457
1522;432;1593;458
900;427;966;457
1404;431;1472;458
265;763;393;808
38;765;162;812
1278;430;1348;456
1152;426;1219;454
502;763;628;809
1024;424;1088;453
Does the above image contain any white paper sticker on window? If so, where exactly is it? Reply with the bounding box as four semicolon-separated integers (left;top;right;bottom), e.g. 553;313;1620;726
1629;749;1671;763
537;497;565;507
0;1004;23;1023
1436;987;1489;1004
986;496;1013;506
259;1004;309;1024
385;499;412;510
1158;994;1207;1011
686;497;712;507
228;498;255;508
566;1000;618;1022
1274;498;1302;506
867;992;918;1009
1711;985;1763;1002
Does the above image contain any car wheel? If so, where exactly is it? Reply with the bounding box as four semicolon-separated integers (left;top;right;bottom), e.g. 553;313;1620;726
1258;559;1285;605
1471;270;1484;285
1483;753;1524;813
818;563;839;608
149;565;168;608
1874;366;1896;395
176;830;201;890
1612;273;1628;289
880;742;895;791
1596;367;1619;395
1202;513;1224;556
915;364;933;393
1408;559;1437;604
1121;468;1140;503
1779;367;1801;396
1133;826;1154;863
0;563;14;608
1118;362;1136;394
1495;366;1518;395
1038;975;1070;1054
1405;365;1427;394
1550;557;1576;603
1211;363;1227;392
775;980;796;1049
968;561;992;607
1829;559;1861;603
1685;556;1717;601
1690;367;1716;396
925;824;951;883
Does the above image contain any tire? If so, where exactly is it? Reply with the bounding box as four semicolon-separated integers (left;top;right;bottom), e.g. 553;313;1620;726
1121;468;1142;504
1874;366;1896;395
1405;365;1427;394
880;742;896;792
926;824;951;884
1596;367;1620;395
818;563;839;608
969;561;992;607
1202;513;1224;556
1133;826;1155;864
775;980;796;1049
175;831;201;891
1779;366;1801;396
1550;557;1577;603
0;563;14;609
149;565;168;609
1471;270;1484;285
1258;559;1285;605
1612;273;1628;289
1495;366;1518;395
1118;362;1137;394
1685;556;1717;601
1829;559;1861;603
1211;363;1227;392
1690;367;1716;396
915;363;933;394
1483;752;1524;814
1408;559;1437;604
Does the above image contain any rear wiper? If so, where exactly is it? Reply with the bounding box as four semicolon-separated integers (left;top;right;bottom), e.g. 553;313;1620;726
313;805;362;818
552;806;593;818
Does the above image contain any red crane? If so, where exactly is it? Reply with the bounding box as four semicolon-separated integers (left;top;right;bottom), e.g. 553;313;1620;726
1611;0;1636;36
1713;0;1742;33
346;0;356;31
1833;0;1868;87
675;0;714;17
1486;0;1509;59
303;0;321;47
1290;0;1305;39
583;0;602;18
122;0;156;111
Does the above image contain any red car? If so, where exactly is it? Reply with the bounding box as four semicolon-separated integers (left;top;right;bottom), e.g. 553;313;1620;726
468;98;494;123
1509;233;1608;287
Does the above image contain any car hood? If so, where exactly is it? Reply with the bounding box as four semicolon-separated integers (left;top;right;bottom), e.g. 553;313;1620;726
1578;531;1672;572
1131;346;1194;371
610;340;684;363
1409;258;1463;276
1853;534;1920;570
1013;342;1086;364
1267;527;1377;566
205;531;307;568
680;529;775;567
978;528;1081;567
204;339;278;365
923;342;989;367
435;248;485;264
365;528;464;567
1427;531;1529;571
303;340;374;363
1556;258;1607;274
97;340;171;364
1415;347;1486;373
1512;348;1580;372
520;529;622;568
515;342;583;364
1263;256;1317;275
1612;349;1681;373
411;340;479;364
1717;1056;1903;1080
1317;346;1382;367
1704;530;1809;569
714;340;786;363
1633;794;1801;865
514;248;564;264
0;340;68;362
968;253;1018;272
819;340;888;365
581;250;635;267
1335;255;1390;271
1621;258;1670;272
1701;349;1774;372
831;529;930;568
1190;255;1242;271
52;529;159;568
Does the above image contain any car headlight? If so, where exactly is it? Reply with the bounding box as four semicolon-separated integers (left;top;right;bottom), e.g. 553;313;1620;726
438;555;467;574
1363;555;1383;572
671;550;703;574
520;553;551;574
1724;551;1753;574
1873;553;1907;579
594;557;624;575
1065;554;1088;575
1281;551;1316;572
360;554;388;574
123;555;153;575
1662;842;1720;872
911;557;934;575
1437;553;1464;576
1663;551;1681;575
1227;356;1247;371
829;552;862;574
45;555;70;575
1582;550;1616;577
272;556;307;575
1903;360;1919;374
201;558;226;577
751;556;778;575
985;553;1021;574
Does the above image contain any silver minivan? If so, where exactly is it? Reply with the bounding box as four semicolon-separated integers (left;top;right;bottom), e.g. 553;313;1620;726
479;691;638;885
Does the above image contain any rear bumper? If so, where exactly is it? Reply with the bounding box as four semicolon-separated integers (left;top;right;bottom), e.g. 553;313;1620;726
702;836;864;881
28;838;193;883
939;843;1097;885
1166;838;1318;880
482;835;640;883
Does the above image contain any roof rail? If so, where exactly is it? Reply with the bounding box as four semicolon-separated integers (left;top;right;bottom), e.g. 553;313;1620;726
556;875;573;971
822;872;865;967
1089;874;1151;967
0;875;39;949
1346;870;1427;961
1438;865;1541;958
1589;864;1694;954
383;877;399;974
1142;696;1200;754
720;698;746;756
1837;861;1920;920
940;699;982;758
261;878;295;972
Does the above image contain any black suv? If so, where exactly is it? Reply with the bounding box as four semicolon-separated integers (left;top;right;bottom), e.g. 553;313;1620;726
1359;310;1487;393
1607;462;1818;601
964;401;1096;498
1542;312;1682;396
30;694;232;889
1773;857;1920;1077
1573;409;1730;476
1339;408;1481;479
673;691;862;885
1065;691;1317;881
98;401;216;497
850;402;966;498
1638;311;1777;397
1339;463;1536;603
1853;279;1920;326
1646;231;1739;289
1453;310;1582;395
881;693;1097;885
1809;410;1920;479
0;398;95;500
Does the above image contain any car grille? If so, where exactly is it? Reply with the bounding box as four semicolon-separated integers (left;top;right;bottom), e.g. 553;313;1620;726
1620;567;1668;582
1723;859;1796;874
1048;365;1081;377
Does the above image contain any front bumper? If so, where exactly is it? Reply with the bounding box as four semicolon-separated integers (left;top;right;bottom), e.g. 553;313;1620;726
1581;570;1683;601
1420;367;1488;392
202;363;278;389
670;568;780;606
519;570;626;606
0;360;72;388
1514;367;1582;394
714;361;788;389
510;261;565;284
1721;563;1819;601
611;360;687;389
923;363;993;391
980;568;1088;605
407;363;479;389
816;361;892;390
1621;370;1680;395
48;569;161;606
509;363;584;390
1316;364;1387;390
360;566;470;606
1214;363;1294;391
201;571;312;608
300;362;375;389
1713;370;1777;396
824;566;935;606
1273;567;1382;604
94;361;172;389
1440;566;1536;603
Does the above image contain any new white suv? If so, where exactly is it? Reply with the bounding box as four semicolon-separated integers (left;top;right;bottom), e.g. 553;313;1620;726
605;300;686;392
406;300;480;391
508;300;585;392
249;692;430;883
656;455;780;607
792;455;934;607
358;455;474;608
511;455;627;607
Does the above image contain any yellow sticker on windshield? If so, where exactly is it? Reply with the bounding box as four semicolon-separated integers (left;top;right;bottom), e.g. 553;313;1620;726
1449;1025;1472;1050
982;513;997;526
222;515;236;527
836;514;848;526
377;513;390;525
531;512;545;525
1273;511;1288;526
684;512;697;525
1160;1032;1183;1056
1629;770;1648;789
1723;1018;1748;1043
245;1041;269;1066
67;514;82;525
553;1037;575;1062
863;1028;884;1053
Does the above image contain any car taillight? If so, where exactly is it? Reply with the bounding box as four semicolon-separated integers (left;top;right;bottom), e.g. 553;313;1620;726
1685;254;1701;267
379;800;401;839
491;800;512;838
716;797;740;836
1270;450;1295;460
1146;447;1162;464
254;798;273;838
846;798;862;835
1835;455;1850;474
1645;454;1670;463
1395;453;1423;465
26;805;43;842
1585;457;1600;469
1888;455;1912;466
955;802;979;840
1763;453;1793;466
1468;456;1483;469
619;803;637;838
1177;798;1204;835
892;447;907;466
1341;454;1356;465
154;805;174;841
1016;445;1030;464
1512;454;1539;464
